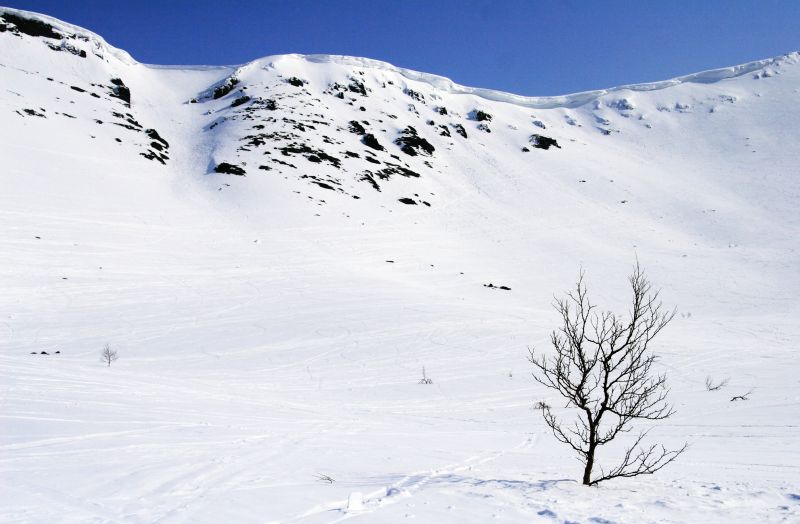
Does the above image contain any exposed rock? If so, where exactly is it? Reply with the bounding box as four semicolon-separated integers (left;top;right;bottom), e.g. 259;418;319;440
348;79;367;96
398;197;417;205
231;95;251;107
286;77;307;87
46;41;86;57
215;162;246;176
607;98;635;111
109;77;131;105
348;120;366;135
472;109;492;122
529;134;561;150
376;163;420;179
213;77;239;99
278;143;341;168
362;133;385;151
141;150;168;164
395;126;434;157
484;283;511;291
22;108;45;117
404;88;425;103
1;12;61;39
360;171;381;191
452;123;468;138
145;128;169;149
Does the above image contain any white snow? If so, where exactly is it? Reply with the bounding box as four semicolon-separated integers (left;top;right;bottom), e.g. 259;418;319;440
0;7;799;523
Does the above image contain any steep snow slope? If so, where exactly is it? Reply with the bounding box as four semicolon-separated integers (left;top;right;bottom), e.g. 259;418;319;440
1;8;799;523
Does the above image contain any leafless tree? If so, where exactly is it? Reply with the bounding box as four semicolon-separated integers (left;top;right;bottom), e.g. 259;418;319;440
101;344;118;367
529;264;686;485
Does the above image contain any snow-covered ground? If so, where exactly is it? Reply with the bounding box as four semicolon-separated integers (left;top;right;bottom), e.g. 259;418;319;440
1;7;798;523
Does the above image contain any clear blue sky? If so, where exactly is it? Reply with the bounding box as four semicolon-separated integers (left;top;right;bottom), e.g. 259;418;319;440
5;0;799;96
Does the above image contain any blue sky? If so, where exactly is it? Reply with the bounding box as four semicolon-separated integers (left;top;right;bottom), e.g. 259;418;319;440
5;0;799;96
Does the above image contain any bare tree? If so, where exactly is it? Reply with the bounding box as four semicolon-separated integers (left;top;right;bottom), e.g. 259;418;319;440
529;264;686;485
101;344;118;367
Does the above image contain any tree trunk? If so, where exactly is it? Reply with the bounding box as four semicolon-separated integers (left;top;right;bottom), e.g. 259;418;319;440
583;447;594;485
583;423;596;485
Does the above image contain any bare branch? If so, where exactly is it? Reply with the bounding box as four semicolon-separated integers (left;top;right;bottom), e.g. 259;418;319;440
705;376;729;391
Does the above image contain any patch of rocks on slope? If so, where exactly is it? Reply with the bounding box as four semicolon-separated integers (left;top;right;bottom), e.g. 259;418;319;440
2;20;171;166
0;11;88;57
191;63;569;207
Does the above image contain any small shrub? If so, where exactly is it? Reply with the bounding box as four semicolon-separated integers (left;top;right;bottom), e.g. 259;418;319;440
705;376;729;391
419;366;433;384
101;344;118;367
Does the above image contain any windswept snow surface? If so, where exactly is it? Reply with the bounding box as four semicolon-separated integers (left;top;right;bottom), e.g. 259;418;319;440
1;7;799;523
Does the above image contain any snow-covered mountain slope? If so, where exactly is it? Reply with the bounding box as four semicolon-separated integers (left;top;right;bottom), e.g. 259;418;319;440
1;7;799;523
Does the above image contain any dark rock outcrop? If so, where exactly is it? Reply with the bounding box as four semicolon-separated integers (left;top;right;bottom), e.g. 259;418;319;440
529;134;561;150
215;162;246;176
109;78;131;105
1;12;61;39
395;126;434;157
362;133;385;151
472;110;493;122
